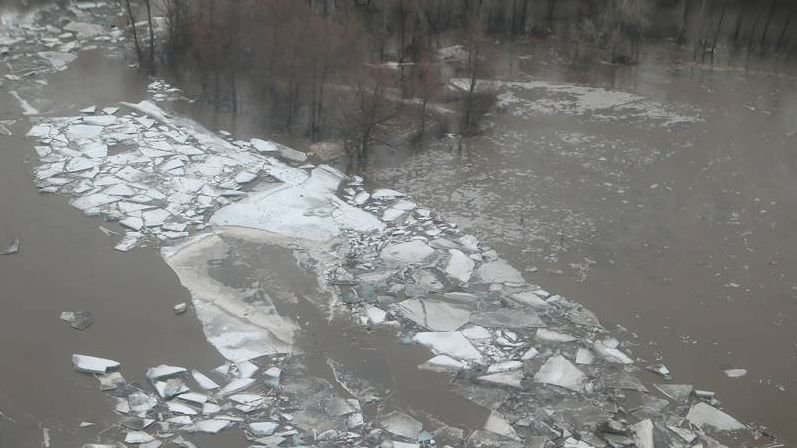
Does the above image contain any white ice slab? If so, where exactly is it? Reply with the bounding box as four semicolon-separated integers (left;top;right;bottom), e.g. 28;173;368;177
413;331;483;363
533;355;586;392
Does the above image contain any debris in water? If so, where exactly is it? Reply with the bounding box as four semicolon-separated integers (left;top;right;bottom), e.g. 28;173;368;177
379;411;423;440
72;354;120;374
686;402;746;431
1;238;20;255
724;368;748;378
59;311;94;330
173;302;188;314
533;355;586;392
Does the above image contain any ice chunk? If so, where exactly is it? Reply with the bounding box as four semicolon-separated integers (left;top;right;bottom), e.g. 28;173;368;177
191;370;221;390
66;124;103;140
72;354;120;374
396;299;471;331
372;188;403;199
445;249;475;283
143;208;171;227
97;372;126;391
509;291;549;308
146;364;187;381
234;171;257;184
667;425;697;443
174;302;188;314
575;348;594;365
521;347;539;360
167;401;198;415
83;115;117;126
477;370;523;389
487;361;523;374
724;368;747;378
81;141;108;159
186;419;230;434
217;377;255;396
380;411;422;440
476;260;524;284
124;431;154;444
103;107;119;115
594;339;634;364
631;419;653;448
277;145;307;163
418;355;465;374
685;402;746;431
484;412;517;440
59;311;94;330
1;238;20;256
154;378;189;399
533;355;586;392
364;305;387;324
249;421;279;437
71;193;120;211
470;309;545;329
460;325;491;340
413;331;483;362
536;328;576;343
251;138;277;152
380;240;436;265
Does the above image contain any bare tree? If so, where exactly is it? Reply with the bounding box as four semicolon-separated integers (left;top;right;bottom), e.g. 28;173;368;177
124;0;143;66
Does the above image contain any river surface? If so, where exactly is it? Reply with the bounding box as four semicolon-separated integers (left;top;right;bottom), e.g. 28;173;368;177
2;2;797;447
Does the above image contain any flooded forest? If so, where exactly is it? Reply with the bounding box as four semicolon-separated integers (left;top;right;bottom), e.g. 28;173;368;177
1;1;797;448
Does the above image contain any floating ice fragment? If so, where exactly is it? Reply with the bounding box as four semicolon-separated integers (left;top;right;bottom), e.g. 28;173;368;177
72;354;120;374
470;309;545;329
83;115;117;126
249;421;279;437
186;419;230;434
445;249;475;283
166;401;198;415
686;402;746;431
593;339;633;364
277;145;307;163
509;291;549;308
250;138;277;152
125;431;154;444
631;419;653;448
364;305;387;324
535;329;576;343
381;240;436;265
724;368;747;378
476;260;524;284
380;411;422;440
103;107;119;115
484;412;517;440
115;234;139;252
413;331;482;362
217;377;255;396
667;425;697;443
575;348;594;365
396;299;471;331
533;355;586;392
478;370;523;389
418;355;465;374
143;208;171;227
372;189;403;199
66;124;103;140
1;238;20;255
59;311;94;330
146;364;187;381
521;347;539;360
97;372;125;391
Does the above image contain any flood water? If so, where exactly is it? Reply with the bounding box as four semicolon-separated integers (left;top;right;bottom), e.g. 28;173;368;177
365;46;797;442
3;1;797;446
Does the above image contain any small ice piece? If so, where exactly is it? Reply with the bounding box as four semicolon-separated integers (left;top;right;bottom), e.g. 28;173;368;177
487;361;523;374
103;107;119;115
445;249;475;283
97;372;126;391
509;291;549;308
249;421;279;437
460;325;491;340
146;364;187;381
59;311;94;330
81;141;108;158
533;355;586;392
347;412;365;429
155;378;189;399
353;191;370;205
65;157;100;173
631;419;654;448
371;188;403;199
167;416;193;425
418;355;465;374
521;347;539;360
380;240;436;265
654;384;694;403
685;402;746;431
667;425;697;443
380;411;422;440
166;401;198;415
187;374;222;395
724;368;748;378
477;370;523;389
125;431;154;444
83;115;117;126
1;238;20;255
476;260;524;284
484;412;517;440
234;171;257;185
168;303;187;316
187;419;230;434
80;106;97;114
263;366;281;388
382;208;406;222
413;331;483;362
470;309;545;329
178;392;208;404
364;305;387;324
250;138;277;152
115;234;139;252
277;146;308;163
536;329;577;343
396;299;471;331
143;208;171;227
217;377;255;396
72;354;120;374
594;339;634;364
647;364;670;376
575;348;594;365
66;124;103;140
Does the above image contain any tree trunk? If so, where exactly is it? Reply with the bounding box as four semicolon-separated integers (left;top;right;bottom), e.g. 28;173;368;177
775;10;795;53
125;0;142;65
145;0;156;74
758;0;777;52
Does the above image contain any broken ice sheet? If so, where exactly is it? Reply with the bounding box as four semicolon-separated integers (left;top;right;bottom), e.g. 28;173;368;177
413;331;483;363
59;311;94;330
469;308;545;329
191;369;220;390
686;402;746;431
396;298;471;331
96;371;125;391
379;411;423;440
418;355;465;374
72;354;120;374
533;355;586;392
